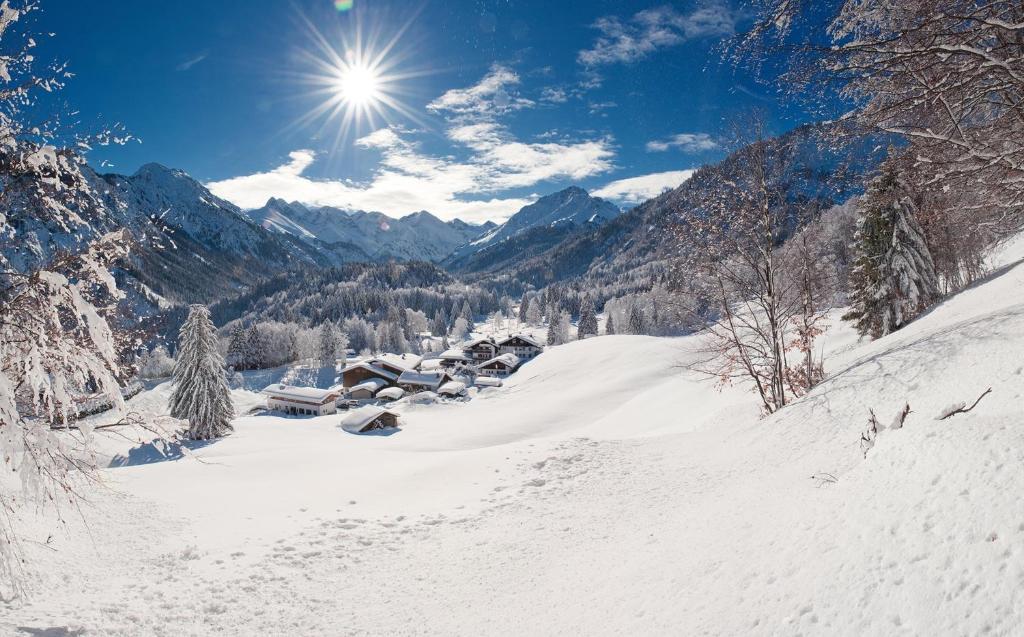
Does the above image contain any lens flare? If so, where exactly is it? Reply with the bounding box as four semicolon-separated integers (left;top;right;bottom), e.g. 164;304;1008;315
334;0;354;12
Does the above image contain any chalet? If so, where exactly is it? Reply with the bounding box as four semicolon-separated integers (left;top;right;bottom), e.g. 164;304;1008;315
263;384;340;416
397;370;453;394
463;337;499;361
368;353;422;376
476;353;520;378
497;334;544;360
340;406;399;434
438;380;467;397
340;362;399;389
348;377;389;400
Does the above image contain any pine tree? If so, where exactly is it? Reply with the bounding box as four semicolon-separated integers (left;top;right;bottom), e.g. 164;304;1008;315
460;300;473;323
605;313;615;335
628;304;646;335
577;296;598;339
546;312;559;345
245;325;266;370
225;323;248;370
169;305;234;440
518;294;530;324
844;161;941;338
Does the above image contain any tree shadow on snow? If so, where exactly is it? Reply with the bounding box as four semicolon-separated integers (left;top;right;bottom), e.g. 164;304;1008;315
15;628;86;636
108;437;220;467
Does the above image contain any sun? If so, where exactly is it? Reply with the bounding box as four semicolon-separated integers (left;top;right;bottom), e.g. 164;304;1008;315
290;10;432;154
336;62;381;106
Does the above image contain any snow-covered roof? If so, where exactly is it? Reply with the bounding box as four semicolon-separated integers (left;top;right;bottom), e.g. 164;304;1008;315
371;353;422;372
497;334;544;348
438;381;467;396
439;348;471;360
478;353;520;369
474;376;503;387
397;370;449;388
341;362;399;382
350;378;388;393
262;384;339;403
339;406;396;433
376;386;405;400
463;337;497;349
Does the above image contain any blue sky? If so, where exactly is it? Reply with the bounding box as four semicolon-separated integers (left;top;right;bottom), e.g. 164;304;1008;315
42;0;813;222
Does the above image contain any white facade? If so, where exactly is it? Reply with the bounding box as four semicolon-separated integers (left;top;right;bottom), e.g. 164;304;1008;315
263;384;340;416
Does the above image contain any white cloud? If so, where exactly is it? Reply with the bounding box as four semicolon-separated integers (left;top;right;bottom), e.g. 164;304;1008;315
645;132;718;153
578;4;736;66
593;169;695;205
208;126;615;223
427;64;534;116
209;64;619;224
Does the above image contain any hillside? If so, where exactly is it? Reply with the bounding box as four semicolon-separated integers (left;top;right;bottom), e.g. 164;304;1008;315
444;186;621;272
5;231;1022;633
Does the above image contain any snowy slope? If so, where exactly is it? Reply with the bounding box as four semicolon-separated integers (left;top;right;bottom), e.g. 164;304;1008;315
245;198;495;264
4;236;1024;634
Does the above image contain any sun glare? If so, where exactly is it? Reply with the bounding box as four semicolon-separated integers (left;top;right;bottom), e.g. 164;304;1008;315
336;63;381;106
291;9;430;154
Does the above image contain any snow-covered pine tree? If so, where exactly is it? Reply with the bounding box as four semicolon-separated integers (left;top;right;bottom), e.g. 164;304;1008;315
460;300;473;323
605;312;615;335
546;312;559;345
577;296;598;339
225;323;248;370
526;298;542;325
319;321;338;366
518;293;530;324
844;160;941;338
169;305;234;441
450;317;469;341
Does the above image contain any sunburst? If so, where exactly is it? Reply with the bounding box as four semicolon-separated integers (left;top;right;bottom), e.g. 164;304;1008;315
290;7;431;154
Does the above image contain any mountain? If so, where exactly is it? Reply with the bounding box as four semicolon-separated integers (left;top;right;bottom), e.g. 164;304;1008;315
3;160;328;313
443;186;620;272
468;125;887;293
245;199;496;264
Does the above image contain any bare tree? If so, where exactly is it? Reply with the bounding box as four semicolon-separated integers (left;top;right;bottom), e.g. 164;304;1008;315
675;113;828;414
735;0;1024;246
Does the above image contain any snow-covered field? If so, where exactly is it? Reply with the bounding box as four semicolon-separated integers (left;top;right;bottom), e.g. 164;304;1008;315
3;237;1024;635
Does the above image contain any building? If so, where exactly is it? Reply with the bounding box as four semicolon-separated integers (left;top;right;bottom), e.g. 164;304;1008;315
397;370;453;393
476;353;520;378
340;406;399;434
368;353;422;376
348;377;389;400
463;337;499;361
263;384;340;416
340;362;399;389
474;376;503;388
375;386;405;402
438;380;467;397
497;335;544;360
436;348;472;370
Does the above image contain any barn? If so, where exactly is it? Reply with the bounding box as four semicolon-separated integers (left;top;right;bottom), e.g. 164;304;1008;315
340;362;399;389
339;406;399;434
262;384;340;416
348;377;389;400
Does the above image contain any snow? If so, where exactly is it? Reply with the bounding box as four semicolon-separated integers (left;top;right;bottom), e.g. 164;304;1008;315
438;380;467;396
376;386;405;401
339;406;397;434
5;235;1024;634
348;378;387;394
262;383;337;401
